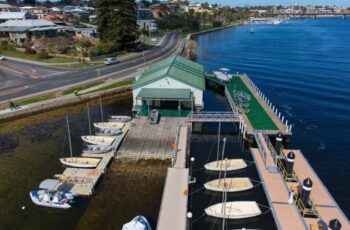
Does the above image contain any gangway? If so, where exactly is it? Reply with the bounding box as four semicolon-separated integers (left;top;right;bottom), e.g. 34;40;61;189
187;111;240;123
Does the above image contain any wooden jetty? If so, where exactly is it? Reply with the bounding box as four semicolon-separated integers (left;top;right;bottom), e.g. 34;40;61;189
52;122;130;196
116;116;186;161
157;125;190;230
251;131;349;229
282;149;350;229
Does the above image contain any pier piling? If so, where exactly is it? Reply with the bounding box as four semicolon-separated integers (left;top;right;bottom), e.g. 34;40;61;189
301;178;313;207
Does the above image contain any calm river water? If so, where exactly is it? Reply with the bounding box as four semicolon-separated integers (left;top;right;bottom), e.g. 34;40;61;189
194;17;350;219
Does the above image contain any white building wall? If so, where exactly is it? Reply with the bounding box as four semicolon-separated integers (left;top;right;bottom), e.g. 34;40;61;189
133;77;204;108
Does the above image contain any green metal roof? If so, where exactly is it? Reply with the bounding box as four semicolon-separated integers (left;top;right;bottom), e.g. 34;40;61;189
133;55;205;90
136;88;192;100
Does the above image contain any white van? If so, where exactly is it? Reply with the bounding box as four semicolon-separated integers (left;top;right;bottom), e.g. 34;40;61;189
104;57;118;65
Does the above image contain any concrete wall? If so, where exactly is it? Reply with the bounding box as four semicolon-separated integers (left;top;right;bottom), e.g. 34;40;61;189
132;77;203;108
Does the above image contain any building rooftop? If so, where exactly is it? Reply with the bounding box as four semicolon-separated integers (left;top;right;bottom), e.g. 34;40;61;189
0;19;54;27
0;12;29;20
133;55;205;90
136;88;192;100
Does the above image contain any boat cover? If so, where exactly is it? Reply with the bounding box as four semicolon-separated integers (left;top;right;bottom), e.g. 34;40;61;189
39;179;60;190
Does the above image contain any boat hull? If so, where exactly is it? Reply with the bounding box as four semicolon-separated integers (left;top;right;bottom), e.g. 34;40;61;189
93;122;125;129
204;159;247;171
29;191;71;209
60;157;100;168
81;135;116;145
204;177;253;192
205;201;261;219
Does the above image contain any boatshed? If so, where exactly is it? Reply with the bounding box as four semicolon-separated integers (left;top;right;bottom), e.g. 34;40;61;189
132;55;205;116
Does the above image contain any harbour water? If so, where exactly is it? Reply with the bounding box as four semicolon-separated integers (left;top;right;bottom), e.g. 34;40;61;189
194;17;350;218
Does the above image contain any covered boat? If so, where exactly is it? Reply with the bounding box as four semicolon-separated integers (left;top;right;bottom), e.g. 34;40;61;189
108;115;132;122
213;71;230;82
81;135;116;145
29;190;71;209
59;157;100;168
122;215;152;230
205;201;261;219
95;127;122;136
204;177;253;192
93;122;125;129
83;144;113;154
205;159;247;171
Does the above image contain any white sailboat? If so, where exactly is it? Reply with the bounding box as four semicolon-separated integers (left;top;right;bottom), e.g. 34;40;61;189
59;116;100;168
81;135;117;145
205;201;261;219
204;177;253;192
60;157;100;168
93;122;125;129
83;144;113;154
205;159;247;171
95;127;122;136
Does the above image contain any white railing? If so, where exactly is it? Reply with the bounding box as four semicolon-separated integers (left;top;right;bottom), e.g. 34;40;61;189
187;111;240;123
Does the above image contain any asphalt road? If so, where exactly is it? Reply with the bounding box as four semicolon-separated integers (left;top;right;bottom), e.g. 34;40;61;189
0;32;181;103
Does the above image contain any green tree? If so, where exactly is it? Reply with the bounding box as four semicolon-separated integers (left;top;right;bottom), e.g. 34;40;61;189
96;0;139;51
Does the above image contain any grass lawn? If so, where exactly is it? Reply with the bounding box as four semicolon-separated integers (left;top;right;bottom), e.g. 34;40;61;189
84;80;132;94
1;49;77;63
15;94;56;106
62;80;105;95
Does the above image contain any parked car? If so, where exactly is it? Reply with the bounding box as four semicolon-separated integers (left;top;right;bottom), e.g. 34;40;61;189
104;57;118;65
0;56;6;61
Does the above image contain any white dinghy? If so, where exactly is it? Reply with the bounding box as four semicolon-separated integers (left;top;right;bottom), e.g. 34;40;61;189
29;190;71;209
93;122;125;129
205;201;261;219
108;115;132;122
122;215;152;230
39;179;78;201
204;177;253;192
60;157;100;168
81;135;116;145
213;71;230;82
83;144;113;154
95;127;122;136
205;159;247;171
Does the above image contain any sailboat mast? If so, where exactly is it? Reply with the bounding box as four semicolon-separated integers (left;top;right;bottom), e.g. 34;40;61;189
66;116;73;158
216;122;221;167
99;94;103;122
222;158;228;230
87;103;91;135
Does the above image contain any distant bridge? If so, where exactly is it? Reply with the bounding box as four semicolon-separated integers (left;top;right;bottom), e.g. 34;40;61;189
260;12;350;18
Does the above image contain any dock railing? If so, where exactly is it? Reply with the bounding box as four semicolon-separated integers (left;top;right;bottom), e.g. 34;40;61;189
172;124;181;167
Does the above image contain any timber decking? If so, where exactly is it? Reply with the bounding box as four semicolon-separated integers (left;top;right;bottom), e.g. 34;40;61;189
116;116;186;161
251;148;307;230
157;125;189;230
282;149;350;229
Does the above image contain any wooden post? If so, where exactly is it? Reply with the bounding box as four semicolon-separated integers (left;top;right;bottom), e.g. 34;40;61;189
147;99;150;115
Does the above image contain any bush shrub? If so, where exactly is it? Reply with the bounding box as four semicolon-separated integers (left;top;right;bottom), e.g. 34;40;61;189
37;49;49;59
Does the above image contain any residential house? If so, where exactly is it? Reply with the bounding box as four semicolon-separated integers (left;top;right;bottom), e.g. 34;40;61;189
0;12;32;23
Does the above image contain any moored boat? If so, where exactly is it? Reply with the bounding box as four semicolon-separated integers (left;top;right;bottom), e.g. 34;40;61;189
29;190;71;209
213;71;230;82
59;157;100;168
83;144;113;154
95;127;122;136
205;159;247;171
122;215;152;230
93;122;125;129
205;201;261;219
81;135;116;145
204;177;253;192
108;115;132;122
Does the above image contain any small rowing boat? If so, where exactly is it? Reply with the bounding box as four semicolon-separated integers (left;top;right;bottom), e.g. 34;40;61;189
205;159;247;171
204;177;253;192
95;127;122;136
59;157;100;168
108;115;132;122
122;215;152;230
205;201;261;219
93;122;125;129
81;135;116;145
